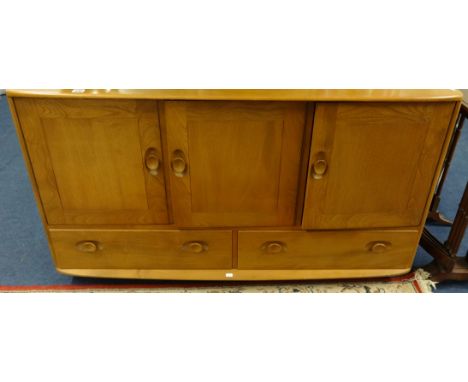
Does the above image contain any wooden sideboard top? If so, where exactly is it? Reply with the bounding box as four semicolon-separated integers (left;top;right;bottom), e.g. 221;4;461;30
7;89;462;102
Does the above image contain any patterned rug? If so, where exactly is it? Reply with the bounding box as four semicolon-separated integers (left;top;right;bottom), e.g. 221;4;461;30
0;269;435;293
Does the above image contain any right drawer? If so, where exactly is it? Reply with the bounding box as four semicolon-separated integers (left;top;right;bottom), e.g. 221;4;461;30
238;229;419;269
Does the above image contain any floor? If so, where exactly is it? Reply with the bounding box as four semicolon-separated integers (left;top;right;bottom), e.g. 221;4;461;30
1;95;467;291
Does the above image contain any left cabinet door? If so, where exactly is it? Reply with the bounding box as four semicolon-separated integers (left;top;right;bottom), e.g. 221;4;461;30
14;98;169;225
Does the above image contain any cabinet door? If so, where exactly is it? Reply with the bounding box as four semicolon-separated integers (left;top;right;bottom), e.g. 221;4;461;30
163;101;307;227
302;102;455;229
15;98;168;225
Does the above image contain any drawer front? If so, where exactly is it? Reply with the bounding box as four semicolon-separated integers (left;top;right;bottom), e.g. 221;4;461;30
49;229;232;269
238;230;419;269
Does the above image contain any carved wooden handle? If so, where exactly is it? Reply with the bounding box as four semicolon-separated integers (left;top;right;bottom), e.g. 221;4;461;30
145;148;160;176
369;241;391;253
171;150;187;177
262;241;287;254
312;152;328;179
76;241;99;253
182;241;207;253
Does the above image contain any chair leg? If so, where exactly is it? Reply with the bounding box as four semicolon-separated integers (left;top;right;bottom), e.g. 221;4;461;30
445;181;468;255
422;182;468;281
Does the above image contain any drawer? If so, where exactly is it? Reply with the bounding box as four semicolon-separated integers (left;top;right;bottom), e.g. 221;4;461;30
49;229;232;269
238;229;419;269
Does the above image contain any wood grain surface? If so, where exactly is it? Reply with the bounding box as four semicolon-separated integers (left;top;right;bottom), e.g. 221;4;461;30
302;102;456;229
7;90;460;280
163;101;308;227
7;89;462;102
15;98;169;225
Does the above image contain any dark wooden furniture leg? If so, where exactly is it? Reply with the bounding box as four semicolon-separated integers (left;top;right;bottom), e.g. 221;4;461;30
422;181;468;282
427;104;467;225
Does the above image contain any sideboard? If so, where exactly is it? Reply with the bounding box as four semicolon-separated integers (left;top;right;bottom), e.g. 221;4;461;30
7;89;462;280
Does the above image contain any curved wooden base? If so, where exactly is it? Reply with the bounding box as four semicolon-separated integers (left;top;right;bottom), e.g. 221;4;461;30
57;267;412;281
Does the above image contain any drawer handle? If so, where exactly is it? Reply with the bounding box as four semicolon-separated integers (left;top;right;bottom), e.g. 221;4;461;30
369;241;391;253
312;152;327;179
171;150;187;177
262;241;287;254
145;148;160;176
182;241;207;254
76;240;99;253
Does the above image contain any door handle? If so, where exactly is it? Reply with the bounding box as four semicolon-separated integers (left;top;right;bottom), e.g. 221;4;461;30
171;150;187;177
368;241;391;253
182;241;207;253
261;241;287;254
145;148;161;176
312;152;328;179
76;240;100;253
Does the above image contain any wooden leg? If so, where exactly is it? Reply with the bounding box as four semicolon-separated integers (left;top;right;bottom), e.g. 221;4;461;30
425;258;468;282
422;181;468;281
445;181;468;255
420;229;454;272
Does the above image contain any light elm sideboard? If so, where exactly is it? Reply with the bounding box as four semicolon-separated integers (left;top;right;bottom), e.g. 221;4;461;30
7;89;462;280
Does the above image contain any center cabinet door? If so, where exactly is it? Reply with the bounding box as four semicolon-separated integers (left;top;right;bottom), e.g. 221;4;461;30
163;101;308;227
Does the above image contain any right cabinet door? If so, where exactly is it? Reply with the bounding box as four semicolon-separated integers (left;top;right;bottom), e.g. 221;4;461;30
302;102;456;229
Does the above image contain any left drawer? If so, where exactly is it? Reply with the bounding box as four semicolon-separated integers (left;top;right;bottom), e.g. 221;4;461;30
49;229;232;269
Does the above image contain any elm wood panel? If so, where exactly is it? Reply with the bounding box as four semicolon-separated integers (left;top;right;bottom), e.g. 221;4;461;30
7;97;60;268
189;119;282;213
14;98;168;225
57;267;412;281
302;102;456;229
49;229;232;269
238;229;419;270
163;101;307;227
7;89;463;102
43;118;148;210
